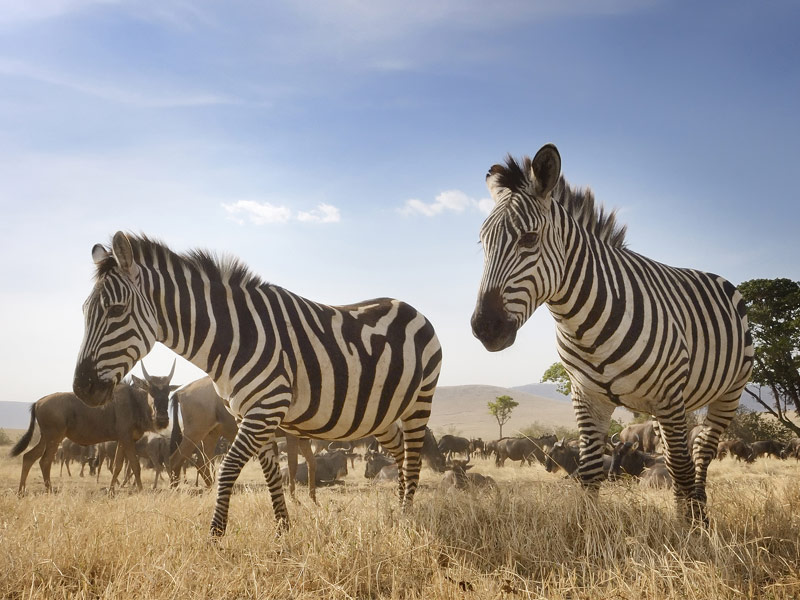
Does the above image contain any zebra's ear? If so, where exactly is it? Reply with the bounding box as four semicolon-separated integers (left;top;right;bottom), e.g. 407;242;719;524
92;244;110;265
485;164;511;204
111;231;137;278
531;143;561;199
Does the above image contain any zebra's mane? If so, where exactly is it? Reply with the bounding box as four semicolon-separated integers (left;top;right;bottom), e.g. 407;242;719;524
94;234;265;288
493;155;628;249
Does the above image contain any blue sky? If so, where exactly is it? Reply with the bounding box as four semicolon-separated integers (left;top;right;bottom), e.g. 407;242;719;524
1;0;798;404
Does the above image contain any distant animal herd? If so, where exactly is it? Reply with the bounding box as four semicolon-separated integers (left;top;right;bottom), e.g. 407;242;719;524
11;143;765;538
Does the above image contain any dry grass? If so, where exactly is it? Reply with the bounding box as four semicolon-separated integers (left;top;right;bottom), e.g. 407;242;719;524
2;454;800;599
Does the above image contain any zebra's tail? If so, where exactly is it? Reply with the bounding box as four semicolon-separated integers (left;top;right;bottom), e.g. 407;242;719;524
10;404;36;457
169;395;182;455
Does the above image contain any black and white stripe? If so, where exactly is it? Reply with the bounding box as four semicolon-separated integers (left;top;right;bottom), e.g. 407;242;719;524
74;232;442;536
471;144;753;523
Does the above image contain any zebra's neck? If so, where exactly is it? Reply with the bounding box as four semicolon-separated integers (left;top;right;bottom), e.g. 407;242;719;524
134;244;285;386
545;204;624;341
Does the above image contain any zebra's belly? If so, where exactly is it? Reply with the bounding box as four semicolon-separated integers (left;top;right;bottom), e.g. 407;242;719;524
280;379;423;440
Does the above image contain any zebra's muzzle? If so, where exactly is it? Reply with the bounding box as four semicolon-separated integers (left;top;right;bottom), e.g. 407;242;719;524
73;358;115;406
471;289;518;352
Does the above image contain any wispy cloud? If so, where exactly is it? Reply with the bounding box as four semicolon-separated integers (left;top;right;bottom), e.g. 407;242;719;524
222;200;341;225
0;0;115;25
0;57;238;108
297;203;341;223
400;190;492;217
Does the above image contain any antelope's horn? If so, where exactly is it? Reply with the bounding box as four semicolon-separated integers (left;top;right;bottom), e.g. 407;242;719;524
141;361;152;383
167;358;176;382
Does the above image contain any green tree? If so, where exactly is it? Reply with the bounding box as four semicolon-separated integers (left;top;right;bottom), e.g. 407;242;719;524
541;362;572;396
723;407;794;444
488;395;519;438
0;429;12;446
738;278;800;437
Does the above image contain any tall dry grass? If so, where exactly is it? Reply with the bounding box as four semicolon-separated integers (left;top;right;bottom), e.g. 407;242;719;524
1;453;799;599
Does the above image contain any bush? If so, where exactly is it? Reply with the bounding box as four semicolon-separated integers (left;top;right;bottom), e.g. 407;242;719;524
519;421;578;441
0;429;13;446
723;407;795;444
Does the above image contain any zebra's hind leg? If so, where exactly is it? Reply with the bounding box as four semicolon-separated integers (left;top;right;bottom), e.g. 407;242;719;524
399;419;428;511
656;406;702;525
257;442;289;533
692;391;740;512
572;393;615;494
374;422;405;504
210;412;285;538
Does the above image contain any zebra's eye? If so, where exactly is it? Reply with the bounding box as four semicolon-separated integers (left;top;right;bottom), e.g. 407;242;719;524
107;304;125;318
518;232;538;249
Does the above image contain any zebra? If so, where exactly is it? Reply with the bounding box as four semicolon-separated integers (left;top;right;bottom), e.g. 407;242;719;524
73;232;442;537
470;143;753;524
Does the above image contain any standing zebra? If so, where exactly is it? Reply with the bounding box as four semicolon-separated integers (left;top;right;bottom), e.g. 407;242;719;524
73;232;442;537
471;144;753;523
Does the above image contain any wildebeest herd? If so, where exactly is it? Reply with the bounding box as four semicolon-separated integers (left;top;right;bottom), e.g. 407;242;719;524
9;142;775;540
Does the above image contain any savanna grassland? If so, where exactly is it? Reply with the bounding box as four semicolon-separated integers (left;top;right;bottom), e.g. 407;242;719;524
2;450;800;599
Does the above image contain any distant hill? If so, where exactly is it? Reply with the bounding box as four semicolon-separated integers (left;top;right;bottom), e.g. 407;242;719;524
511;382;571;403
513;382;774;414
0;384;779;439
429;384;634;440
0;401;31;431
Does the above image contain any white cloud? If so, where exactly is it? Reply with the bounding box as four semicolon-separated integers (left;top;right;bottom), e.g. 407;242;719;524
222;200;292;225
222;200;342;225
297;203;341;223
400;189;492;217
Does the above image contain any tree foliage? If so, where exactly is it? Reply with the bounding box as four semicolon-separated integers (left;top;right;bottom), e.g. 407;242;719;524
541;362;572;396
723;407;794;445
488;395;519;438
0;429;12;446
738;278;800;436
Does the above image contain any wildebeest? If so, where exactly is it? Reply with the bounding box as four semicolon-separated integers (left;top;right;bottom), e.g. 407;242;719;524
750;439;784;460
365;428;446;478
716;439;755;462
545;440;581;475
375;463;399;481
135;432;171;489
687;425;704;455
495;435;556;467
781;438;800;460
168;376;318;500
438;435;471;460
286;449;348;486
618;421;661;453
440;459;496;490
10;381;167;493
365;451;395;479
58;439;97;478
640;463;673;489
469;438;486;459
608;440;665;479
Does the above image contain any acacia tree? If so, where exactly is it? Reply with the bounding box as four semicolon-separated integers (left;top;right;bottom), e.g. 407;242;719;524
541;362;571;396
488;395;519;438
738;278;800;437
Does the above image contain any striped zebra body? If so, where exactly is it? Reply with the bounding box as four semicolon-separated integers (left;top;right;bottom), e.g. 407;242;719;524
74;233;442;536
471;144;753;523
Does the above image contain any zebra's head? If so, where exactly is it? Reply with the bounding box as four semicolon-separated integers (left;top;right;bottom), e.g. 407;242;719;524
471;144;563;351
73;232;158;406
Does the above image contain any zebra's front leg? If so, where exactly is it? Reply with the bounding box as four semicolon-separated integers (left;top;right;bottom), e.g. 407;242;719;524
210;414;283;538
573;394;615;493
256;442;289;532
